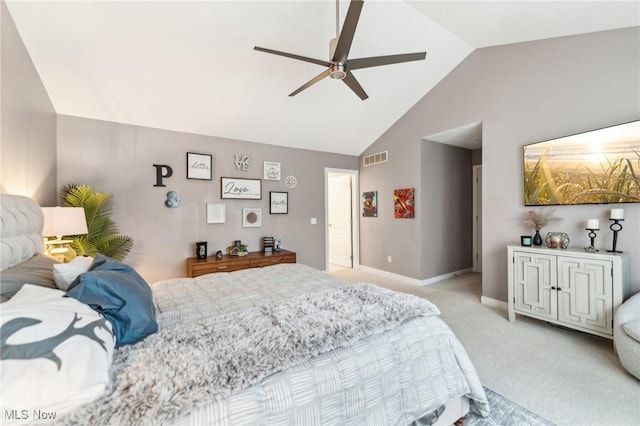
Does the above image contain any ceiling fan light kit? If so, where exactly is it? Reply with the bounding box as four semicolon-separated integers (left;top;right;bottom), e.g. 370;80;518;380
254;0;426;100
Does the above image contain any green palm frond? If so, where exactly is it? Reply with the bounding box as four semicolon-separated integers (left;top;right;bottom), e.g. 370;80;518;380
59;184;133;260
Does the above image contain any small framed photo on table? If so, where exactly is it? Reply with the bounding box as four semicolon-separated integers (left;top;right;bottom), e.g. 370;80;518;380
521;235;532;246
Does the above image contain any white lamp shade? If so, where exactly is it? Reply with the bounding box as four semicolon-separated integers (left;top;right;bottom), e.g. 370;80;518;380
42;207;88;237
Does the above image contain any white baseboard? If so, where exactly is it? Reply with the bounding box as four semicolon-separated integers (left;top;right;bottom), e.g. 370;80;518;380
357;265;423;286
481;296;508;311
357;265;473;287
420;268;473;286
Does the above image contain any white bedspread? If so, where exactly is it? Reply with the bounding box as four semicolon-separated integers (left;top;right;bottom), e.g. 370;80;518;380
148;264;489;426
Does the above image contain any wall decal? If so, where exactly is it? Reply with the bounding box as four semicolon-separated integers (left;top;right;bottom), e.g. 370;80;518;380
233;154;250;171
263;161;281;180
186;152;212;180
394;188;414;218
221;177;262;199
164;191;182;208
362;191;377;217
153;164;173;187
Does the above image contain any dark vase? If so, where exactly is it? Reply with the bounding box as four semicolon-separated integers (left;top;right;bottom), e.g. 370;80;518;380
533;230;543;246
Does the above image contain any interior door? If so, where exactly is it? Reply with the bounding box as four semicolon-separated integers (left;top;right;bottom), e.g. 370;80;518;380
328;174;353;268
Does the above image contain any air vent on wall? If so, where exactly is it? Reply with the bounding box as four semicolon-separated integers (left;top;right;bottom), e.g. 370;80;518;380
363;151;388;167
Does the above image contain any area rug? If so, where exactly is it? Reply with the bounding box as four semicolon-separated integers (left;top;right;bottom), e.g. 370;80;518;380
462;387;555;426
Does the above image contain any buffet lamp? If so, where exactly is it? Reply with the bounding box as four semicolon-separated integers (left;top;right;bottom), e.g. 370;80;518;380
42;207;88;263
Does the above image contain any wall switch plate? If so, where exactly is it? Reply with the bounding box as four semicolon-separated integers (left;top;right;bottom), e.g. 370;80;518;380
388;256;392;263
311;218;317;225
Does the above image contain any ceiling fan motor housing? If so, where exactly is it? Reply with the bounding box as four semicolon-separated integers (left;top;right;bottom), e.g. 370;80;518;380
330;63;346;80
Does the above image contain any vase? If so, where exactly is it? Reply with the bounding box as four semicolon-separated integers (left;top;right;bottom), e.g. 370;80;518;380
533;230;543;246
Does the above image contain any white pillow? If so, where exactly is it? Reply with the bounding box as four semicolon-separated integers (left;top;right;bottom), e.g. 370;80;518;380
53;255;93;290
0;284;115;422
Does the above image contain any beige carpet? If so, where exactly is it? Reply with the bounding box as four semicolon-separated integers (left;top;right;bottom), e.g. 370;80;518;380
330;268;640;426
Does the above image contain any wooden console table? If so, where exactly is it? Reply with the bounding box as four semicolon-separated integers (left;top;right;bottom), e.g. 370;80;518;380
186;250;296;278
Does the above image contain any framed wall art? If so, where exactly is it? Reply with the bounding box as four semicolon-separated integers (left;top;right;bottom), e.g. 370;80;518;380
263;161;281;180
270;191;288;214
221;177;262;199
362;191;377;217
186;152;212;180
206;202;225;224
242;208;262;227
394;188;415;218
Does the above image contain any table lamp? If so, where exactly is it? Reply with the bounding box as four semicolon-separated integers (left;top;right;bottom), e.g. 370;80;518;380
42;207;88;262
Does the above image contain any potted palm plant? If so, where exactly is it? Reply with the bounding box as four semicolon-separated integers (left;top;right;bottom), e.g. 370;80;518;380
59;184;133;260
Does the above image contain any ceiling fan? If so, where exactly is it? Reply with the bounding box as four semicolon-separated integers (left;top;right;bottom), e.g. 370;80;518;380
254;0;426;100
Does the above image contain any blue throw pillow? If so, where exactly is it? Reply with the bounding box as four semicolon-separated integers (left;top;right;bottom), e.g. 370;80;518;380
66;254;157;347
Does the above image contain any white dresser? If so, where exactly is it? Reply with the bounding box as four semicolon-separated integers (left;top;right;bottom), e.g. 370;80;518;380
507;245;629;339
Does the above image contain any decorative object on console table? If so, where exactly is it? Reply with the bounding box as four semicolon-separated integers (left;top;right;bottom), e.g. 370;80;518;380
525;209;561;246
520;235;532;247
274;238;282;251
215;250;223;259
584;218;600;253
195;242;207;259
42;207;89;263
545;232;569;249
263;237;274;253
607;208;624;253
227;241;248;256
186;250;296;278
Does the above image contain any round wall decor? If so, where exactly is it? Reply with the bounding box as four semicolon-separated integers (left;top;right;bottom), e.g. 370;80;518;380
285;175;297;189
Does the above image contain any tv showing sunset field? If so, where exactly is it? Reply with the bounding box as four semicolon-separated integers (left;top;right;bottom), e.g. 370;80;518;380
523;121;640;205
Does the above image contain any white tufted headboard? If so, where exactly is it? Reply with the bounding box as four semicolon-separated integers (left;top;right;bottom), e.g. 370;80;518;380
0;194;45;271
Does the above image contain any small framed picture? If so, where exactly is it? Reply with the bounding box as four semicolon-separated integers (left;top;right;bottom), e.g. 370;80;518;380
243;208;262;227
270;191;288;214
521;235;532;246
186;152;213;180
263;162;281;181
206;202;225;224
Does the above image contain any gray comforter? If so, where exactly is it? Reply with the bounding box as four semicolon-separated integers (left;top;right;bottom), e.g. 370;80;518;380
63;263;489;425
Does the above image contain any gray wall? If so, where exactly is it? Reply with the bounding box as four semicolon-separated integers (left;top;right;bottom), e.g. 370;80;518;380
0;2;57;206
360;27;640;298
420;141;472;278
56;115;358;282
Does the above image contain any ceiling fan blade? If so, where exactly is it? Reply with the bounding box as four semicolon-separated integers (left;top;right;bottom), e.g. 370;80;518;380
254;46;331;68
348;52;427;71
289;68;332;97
343;72;368;100
332;0;364;63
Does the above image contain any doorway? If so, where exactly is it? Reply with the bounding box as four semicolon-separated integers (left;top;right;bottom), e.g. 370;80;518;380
325;168;359;272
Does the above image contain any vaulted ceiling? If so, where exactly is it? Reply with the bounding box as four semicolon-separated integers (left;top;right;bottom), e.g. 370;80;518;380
6;1;639;155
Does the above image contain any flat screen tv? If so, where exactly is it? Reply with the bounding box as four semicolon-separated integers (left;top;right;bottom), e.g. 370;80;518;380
523;120;640;206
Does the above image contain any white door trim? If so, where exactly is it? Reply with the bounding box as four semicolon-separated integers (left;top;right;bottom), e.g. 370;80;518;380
472;164;482;273
324;168;360;271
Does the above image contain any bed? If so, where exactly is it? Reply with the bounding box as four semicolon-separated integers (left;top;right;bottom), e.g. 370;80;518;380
0;194;489;425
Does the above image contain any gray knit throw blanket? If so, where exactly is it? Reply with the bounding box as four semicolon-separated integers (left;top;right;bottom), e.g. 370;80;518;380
60;283;440;425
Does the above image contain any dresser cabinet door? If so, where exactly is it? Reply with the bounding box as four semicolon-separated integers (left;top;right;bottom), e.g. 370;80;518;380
513;252;557;321
557;257;613;335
